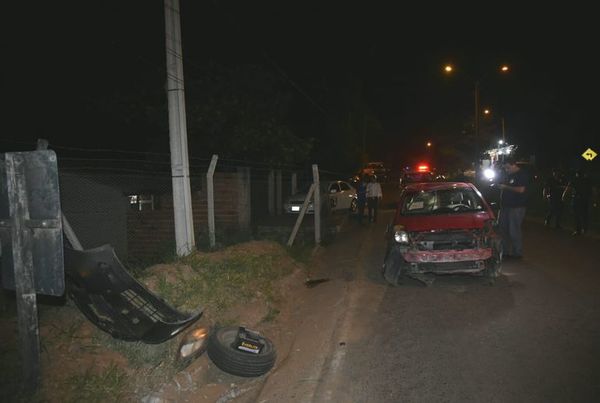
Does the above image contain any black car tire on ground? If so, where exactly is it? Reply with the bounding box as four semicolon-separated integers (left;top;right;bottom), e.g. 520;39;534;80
483;240;503;283
207;326;276;377
382;248;434;287
382;248;404;286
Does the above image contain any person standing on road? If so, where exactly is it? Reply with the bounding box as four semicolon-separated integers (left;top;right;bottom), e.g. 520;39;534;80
543;169;564;229
494;157;529;259
356;175;368;224
366;175;383;223
562;170;592;236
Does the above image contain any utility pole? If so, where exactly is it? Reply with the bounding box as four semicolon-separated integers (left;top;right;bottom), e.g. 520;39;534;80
501;117;506;142
362;114;367;156
164;0;195;256
474;80;480;137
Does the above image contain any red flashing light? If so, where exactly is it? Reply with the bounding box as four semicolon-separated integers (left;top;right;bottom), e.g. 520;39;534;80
417;164;430;172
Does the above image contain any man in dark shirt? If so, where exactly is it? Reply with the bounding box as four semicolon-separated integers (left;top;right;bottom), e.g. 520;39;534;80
562;170;592;235
495;157;529;258
356;175;368;224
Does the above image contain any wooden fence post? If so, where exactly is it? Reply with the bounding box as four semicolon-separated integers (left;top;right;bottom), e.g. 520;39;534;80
5;154;41;389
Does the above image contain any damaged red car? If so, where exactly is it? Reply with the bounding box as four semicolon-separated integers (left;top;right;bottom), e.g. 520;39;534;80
382;182;502;285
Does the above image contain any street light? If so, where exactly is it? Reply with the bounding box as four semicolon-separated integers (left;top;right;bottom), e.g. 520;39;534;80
443;63;510;137
426;141;432;147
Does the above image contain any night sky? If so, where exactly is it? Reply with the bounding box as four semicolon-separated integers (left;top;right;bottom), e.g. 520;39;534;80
6;1;599;173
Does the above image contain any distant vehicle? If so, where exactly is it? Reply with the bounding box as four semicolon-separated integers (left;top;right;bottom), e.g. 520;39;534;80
360;162;389;182
382;181;502;286
283;180;357;214
399;163;436;188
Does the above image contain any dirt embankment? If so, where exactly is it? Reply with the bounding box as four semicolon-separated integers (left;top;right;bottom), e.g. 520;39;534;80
0;240;309;403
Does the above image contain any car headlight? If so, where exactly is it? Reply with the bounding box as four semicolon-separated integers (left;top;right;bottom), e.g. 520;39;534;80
176;325;210;368
393;225;409;243
394;231;409;243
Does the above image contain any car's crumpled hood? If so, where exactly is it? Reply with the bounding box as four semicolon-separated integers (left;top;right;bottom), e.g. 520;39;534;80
396;211;492;232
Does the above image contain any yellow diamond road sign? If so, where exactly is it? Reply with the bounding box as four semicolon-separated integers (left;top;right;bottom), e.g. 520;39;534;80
582;148;597;161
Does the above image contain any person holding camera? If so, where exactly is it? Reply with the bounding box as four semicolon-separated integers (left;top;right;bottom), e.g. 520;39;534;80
493;157;529;259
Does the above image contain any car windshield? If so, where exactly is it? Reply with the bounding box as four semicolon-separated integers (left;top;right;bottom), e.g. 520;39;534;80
400;187;485;216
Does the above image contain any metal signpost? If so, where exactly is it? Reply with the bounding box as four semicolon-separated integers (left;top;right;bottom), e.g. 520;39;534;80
0;150;64;391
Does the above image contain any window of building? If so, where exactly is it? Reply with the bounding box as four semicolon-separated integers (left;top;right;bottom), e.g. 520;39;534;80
128;194;155;211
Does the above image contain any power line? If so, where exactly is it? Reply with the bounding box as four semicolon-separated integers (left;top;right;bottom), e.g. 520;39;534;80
1;139;311;171
261;51;329;118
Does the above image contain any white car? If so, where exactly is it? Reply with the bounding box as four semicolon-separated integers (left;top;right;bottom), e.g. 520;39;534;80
284;180;357;214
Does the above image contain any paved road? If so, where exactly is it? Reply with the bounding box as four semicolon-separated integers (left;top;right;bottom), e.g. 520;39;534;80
310;213;600;403
254;183;600;403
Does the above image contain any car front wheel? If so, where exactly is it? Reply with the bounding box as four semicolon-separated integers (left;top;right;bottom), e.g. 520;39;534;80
483;240;503;283
382;247;404;286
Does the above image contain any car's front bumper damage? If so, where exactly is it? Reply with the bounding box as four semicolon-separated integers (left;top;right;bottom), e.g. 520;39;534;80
395;246;491;275
383;227;501;285
403;248;492;265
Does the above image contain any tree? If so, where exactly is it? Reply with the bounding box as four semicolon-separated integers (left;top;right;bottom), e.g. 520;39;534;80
179;63;313;165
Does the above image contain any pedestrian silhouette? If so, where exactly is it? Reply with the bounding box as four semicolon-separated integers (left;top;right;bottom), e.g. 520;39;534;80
543;169;564;229
366;175;383;223
563;170;592;235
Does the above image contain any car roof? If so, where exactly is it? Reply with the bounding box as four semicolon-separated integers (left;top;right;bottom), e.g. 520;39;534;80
403;181;474;192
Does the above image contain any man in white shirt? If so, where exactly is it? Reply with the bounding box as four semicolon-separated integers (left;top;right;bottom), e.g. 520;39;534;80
366;175;383;222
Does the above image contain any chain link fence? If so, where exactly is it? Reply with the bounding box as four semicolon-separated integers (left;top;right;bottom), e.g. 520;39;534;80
55;151;332;264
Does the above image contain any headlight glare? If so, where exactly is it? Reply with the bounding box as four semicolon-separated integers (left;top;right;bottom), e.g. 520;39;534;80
394;230;409;243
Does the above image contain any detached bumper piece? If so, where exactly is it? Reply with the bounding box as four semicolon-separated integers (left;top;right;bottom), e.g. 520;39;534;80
64;245;202;344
